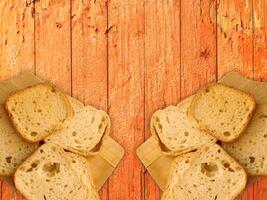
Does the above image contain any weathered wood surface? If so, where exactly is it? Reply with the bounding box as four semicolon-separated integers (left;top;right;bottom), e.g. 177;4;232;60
71;0;108;199
144;0;180;199
107;0;145;199
0;0;267;199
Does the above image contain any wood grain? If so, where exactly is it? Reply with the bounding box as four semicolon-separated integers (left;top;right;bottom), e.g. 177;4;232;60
71;0;108;109
217;0;253;79
253;0;267;200
253;0;267;80
1;185;15;200
107;0;145;199
180;0;217;99
144;0;180;199
0;0;35;79
71;0;108;199
254;177;267;200
35;0;71;94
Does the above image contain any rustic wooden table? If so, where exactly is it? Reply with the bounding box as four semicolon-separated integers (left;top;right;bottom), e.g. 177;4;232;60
0;0;266;199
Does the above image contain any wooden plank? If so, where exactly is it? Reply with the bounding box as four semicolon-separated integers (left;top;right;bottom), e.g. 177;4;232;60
216;0;254;199
107;0;145;199
253;0;267;80
217;0;253;79
71;0;108;199
144;0;180;199
35;0;71;94
0;0;35;199
253;0;267;199
180;0;217;99
0;0;35;79
71;0;107;109
1;184;15;200
254;177;267;200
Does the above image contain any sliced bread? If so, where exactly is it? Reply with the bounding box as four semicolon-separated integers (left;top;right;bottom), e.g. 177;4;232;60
45;106;110;156
5;83;74;143
166;143;247;200
0;104;38;176
188;83;256;142
14;143;99;200
151;97;216;155
223;104;267;175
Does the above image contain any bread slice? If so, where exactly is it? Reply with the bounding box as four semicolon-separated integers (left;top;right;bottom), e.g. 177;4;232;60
188;83;256;142
165;143;247;200
0;104;38;176
5;83;74;143
151;97;216;155
223;104;267;175
14;143;99;200
45;106;110;156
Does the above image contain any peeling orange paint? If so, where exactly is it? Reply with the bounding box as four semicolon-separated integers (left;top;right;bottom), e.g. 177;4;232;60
217;0;253;78
38;0;65;9
181;0;216;97
253;0;267;81
0;0;34;79
209;0;216;24
217;0;252;35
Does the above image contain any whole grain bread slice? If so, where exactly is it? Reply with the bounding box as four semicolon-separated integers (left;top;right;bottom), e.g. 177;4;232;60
166;143;247;200
45;106;110;156
0;104;38;176
188;83;256;142
151;97;216;155
14;143;99;200
5;83;74;143
223;104;267;175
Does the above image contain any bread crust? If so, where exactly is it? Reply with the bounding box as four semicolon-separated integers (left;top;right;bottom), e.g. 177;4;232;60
5;83;74;143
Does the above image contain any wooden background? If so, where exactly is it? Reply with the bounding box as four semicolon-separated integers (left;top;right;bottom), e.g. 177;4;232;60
0;0;266;199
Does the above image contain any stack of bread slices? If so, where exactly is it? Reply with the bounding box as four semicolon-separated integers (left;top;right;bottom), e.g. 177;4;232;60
0;83;110;200
151;83;266;200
